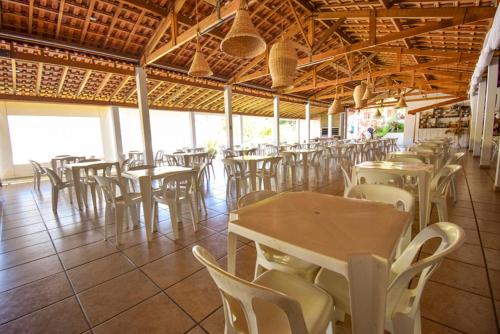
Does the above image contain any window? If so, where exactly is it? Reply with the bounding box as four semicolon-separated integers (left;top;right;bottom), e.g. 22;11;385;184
8;115;103;164
119;108;191;153
279;119;298;144
195;113;226;149
242;116;273;145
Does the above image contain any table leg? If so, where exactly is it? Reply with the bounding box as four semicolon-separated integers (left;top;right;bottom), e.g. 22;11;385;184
72;167;84;211
419;172;432;230
249;161;257;191
139;176;153;241
51;159;57;174
184;156;191;167
348;254;388;334
302;153;309;185
227;231;238;275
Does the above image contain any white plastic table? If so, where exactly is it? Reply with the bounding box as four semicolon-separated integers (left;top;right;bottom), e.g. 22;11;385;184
352;161;434;230
173;151;208;167
388;151;441;173
282;149;316;183
227;192;410;334
122;166;193;241
233;155;272;191
66;160;109;211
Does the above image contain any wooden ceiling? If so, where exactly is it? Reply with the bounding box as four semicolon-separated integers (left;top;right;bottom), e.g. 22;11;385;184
0;0;496;117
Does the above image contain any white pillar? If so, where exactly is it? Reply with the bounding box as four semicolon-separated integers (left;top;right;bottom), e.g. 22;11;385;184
135;67;154;164
340;112;347;139
189;111;196;149
327;113;333;137
296;119;301;143
224;85;234;148
273;96;280;146
469;93;478;151
305;101;311;142
0;102;14;179
473;80;487;157
239;115;244;146
480;57;499;167
100;106;123;162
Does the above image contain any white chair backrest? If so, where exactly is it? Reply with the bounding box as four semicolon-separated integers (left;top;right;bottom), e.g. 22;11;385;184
261;157;282;174
192;245;309;334
386;222;464;318
431;164;462;195
237;190;277;209
346;184;414;213
159;170;195;199
357;171;404;187
45;167;63;187
223;158;245;176
340;159;352;190
29;160;44;174
93;175;125;204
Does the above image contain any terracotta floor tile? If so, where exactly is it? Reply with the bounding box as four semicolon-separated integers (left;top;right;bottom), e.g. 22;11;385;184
488;269;500;301
478;220;500;234
186;326;207;334
52;228;105;252
165;226;216;247
0;255;63;292
141;248;203;289
166;268;221;322
481;231;500;250
0;297;89;334
485;248;500;271
200;307;225;334
430;258;490;297
421;318;462;334
67;253;135;292
0;242;55;271
1;223;46;240
77;269;159;326
92;293;194;334
58;240;118;269
421;281;497;334
198;214;229;232
0;272;73;324
122;235;181;267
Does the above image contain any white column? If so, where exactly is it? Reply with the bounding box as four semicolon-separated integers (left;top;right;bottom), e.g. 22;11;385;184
100;106;123;162
340;112;347;139
135;67;154;164
327;113;333;137
469;93;478;151
110;106;123;161
296;119;301;143
239;115;244;146
0;102;14;179
273;96;280;146
473;80;487;157
305;101;311;142
189;111;196;149
224;85;234;148
480;57;499;167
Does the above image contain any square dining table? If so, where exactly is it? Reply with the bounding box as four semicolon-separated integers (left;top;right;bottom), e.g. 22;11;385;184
122;165;193;241
232;155;272;191
352;161;434;230
65;160;110;211
227;191;410;334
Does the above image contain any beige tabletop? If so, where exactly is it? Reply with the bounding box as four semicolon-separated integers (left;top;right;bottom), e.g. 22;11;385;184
232;155;271;162
227;191;410;334
355;160;434;172
230;191;409;261
233;155;272;191
122;165;192;179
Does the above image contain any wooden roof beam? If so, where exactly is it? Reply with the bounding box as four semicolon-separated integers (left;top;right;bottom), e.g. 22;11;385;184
408;97;467;114
57;66;69;97
314;7;495;19
142;0;241;65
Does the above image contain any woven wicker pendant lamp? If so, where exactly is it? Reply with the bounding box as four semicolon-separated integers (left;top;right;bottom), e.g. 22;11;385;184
269;36;298;90
395;95;408;109
362;79;373;101
353;82;366;109
329;98;343;114
188;0;212;77
220;0;266;59
189;41;213;77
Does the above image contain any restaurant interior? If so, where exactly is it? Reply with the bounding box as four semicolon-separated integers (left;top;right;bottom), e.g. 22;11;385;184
0;0;500;333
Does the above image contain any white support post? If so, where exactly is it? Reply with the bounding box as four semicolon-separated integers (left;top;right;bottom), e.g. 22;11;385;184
189;111;197;149
473;79;487;157
273;96;280;146
327;113;333;137
110;106;123;162
239;115;244;146
297;119;301;144
469;93;478;151
0;102;14;180
340;112;347;139
224;85;234;148
305;101;311;142
480;57;499;168
135;67;154;165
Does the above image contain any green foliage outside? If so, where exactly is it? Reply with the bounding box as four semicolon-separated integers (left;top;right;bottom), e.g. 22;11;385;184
374;114;404;137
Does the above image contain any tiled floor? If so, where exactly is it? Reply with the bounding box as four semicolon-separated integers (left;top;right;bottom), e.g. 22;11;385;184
0;154;499;333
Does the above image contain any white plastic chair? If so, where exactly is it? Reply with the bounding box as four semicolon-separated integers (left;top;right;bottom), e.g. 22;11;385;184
192;245;335;334
346;184;415;255
315;222;465;333
152;170;198;240
340;159;352;196
94;175;142;245
45;167;74;214
237;191;321;282
223;158;249;200
29;160;46;191
444;152;465;202
357;171;404;187
257;157;282;191
430;164;462;221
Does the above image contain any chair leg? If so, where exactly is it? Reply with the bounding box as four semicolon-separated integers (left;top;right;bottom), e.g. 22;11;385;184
67;186;74;204
115;202;124;245
104;205;111;240
51;187;59;214
436;199;448;221
187;198;198;232
90;184;98;213
129;203;139;228
169;202;179;240
152;202;159;232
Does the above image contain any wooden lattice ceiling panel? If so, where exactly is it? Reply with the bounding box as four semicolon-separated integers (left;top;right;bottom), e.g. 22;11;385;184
0;0;497;112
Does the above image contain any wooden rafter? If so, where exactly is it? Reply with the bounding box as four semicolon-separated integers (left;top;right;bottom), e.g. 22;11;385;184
57;66;69;97
314;7;495;19
79;0;97;43
408;97;467;114
93;73;113;99
76;70;92;97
